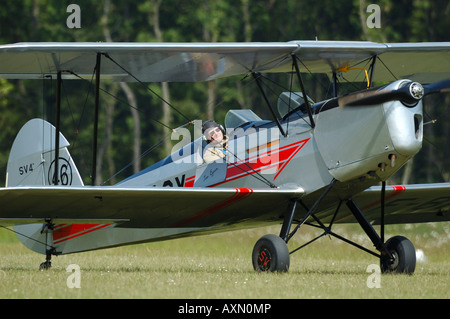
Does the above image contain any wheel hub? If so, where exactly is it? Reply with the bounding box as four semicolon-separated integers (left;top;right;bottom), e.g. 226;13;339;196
257;247;272;271
387;250;399;270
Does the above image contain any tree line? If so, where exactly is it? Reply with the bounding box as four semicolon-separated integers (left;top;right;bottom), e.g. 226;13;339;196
0;0;449;186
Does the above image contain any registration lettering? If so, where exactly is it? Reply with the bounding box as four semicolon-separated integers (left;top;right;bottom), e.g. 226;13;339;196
162;174;185;187
19;163;34;175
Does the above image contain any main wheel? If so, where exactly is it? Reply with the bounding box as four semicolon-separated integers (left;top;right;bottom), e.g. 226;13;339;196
380;236;416;274
252;234;290;272
39;261;51;270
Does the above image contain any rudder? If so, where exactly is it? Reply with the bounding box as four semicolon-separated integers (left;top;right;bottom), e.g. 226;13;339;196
7;119;84;255
6;118;83;187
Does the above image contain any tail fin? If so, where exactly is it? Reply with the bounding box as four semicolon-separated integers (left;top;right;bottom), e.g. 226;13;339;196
6;118;83;187
7;119;83;255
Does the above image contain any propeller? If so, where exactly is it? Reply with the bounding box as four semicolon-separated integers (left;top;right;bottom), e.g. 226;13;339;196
424;78;450;95
338;78;450;107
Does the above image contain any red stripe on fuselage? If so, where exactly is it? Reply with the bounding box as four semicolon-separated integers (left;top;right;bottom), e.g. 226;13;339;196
212;138;310;186
184;175;195;187
53;224;109;244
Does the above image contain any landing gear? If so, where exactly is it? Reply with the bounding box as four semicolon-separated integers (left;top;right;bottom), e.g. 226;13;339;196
380;236;416;274
346;198;416;274
251;179;417;275
252;234;290;272
39;248;55;270
39;260;51;270
39;219;55;270
252;179;336;273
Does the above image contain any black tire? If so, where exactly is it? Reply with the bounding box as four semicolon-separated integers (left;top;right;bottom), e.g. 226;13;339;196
380;236;416;274
39;261;51;270
252;234;290;272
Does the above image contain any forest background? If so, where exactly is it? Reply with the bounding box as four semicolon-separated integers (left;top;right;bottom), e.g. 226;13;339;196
0;0;449;187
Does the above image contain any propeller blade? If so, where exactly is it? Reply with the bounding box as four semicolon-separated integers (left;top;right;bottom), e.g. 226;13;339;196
423;78;450;95
337;87;386;107
338;81;424;107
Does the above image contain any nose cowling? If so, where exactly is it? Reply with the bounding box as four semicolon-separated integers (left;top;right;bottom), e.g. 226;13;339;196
383;82;423;157
315;80;423;182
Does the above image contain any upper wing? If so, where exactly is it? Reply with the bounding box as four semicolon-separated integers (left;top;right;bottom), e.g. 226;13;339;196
0;41;449;83
292;41;450;83
333;183;450;225
0;186;303;228
0;42;297;82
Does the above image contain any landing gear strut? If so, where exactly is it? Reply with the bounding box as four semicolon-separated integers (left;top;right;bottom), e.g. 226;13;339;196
346;198;416;274
252;179;336;272
39;249;54;270
39;219;55;270
251;179;416;274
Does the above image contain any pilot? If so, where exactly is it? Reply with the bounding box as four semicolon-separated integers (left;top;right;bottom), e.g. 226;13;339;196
202;120;228;163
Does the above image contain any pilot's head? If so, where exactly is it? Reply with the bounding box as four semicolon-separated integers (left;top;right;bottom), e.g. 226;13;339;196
202;120;224;144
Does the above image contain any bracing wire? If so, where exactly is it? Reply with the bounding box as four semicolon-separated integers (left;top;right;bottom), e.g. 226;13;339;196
67;55;305;187
102;53;192;123
224;144;278;189
0;225;51;251
255;72;313;128
66;69;181;184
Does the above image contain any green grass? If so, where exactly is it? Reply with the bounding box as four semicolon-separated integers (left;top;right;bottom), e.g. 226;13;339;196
0;223;449;299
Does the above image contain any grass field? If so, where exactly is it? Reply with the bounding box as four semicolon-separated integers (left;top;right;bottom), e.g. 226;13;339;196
0;222;449;299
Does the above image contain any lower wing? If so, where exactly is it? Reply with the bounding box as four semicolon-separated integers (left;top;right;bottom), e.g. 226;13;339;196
0;186;303;255
0;186;304;228
336;183;450;224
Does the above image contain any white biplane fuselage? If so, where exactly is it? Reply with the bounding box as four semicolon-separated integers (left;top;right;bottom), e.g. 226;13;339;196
120;79;422;197
8;80;423;256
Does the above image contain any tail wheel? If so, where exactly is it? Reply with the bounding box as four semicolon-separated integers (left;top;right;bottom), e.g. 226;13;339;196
380;236;416;274
252;234;290;272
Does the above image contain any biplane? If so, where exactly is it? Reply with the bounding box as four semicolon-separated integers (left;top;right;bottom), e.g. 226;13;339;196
0;41;449;273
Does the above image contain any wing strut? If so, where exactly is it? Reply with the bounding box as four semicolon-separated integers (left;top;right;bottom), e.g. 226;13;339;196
292;55;315;128
332;71;338;97
368;55;377;88
252;72;287;137
53;71;62;185
50;53;101;186
91;53;101;186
